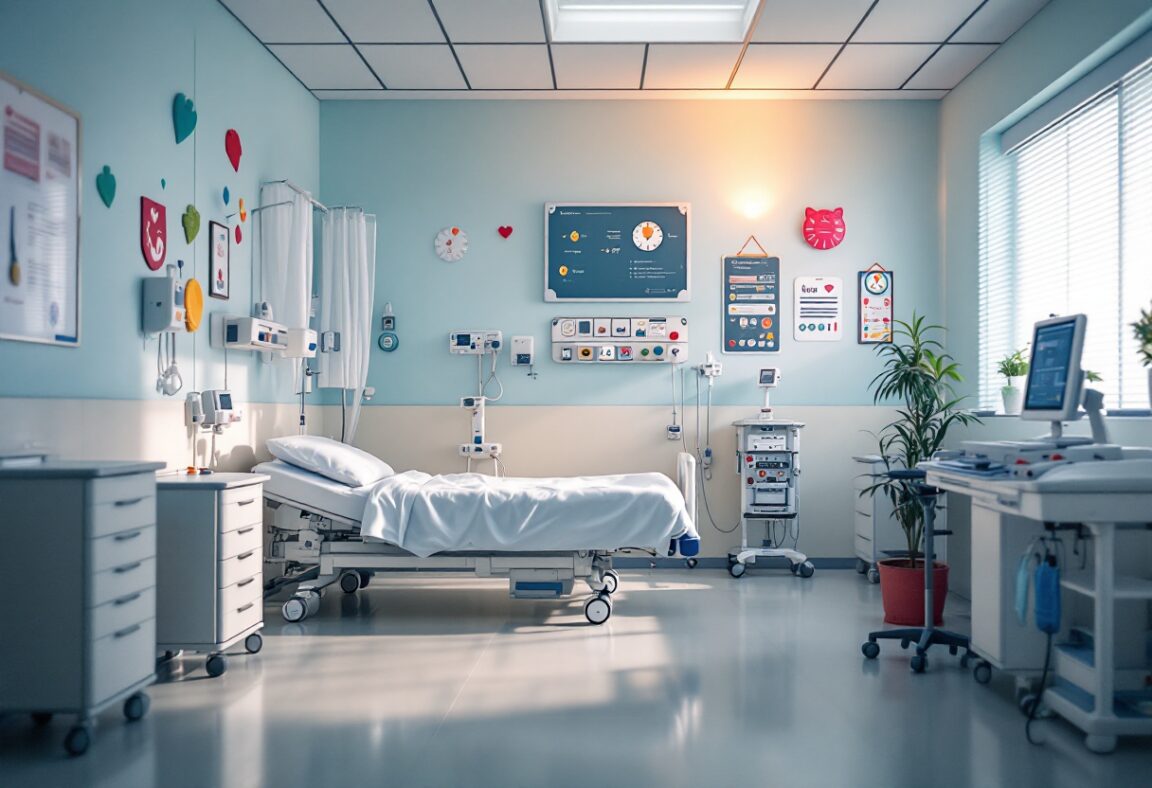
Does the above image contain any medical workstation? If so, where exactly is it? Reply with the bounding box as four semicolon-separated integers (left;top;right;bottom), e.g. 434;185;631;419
3;1;1152;786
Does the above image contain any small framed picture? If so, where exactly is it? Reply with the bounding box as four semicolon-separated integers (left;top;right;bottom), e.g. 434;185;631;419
208;220;229;300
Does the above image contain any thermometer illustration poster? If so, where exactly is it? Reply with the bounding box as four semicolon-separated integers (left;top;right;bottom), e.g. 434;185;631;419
858;266;893;344
793;276;842;341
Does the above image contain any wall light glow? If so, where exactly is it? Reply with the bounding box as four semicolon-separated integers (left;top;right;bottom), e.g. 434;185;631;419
732;188;774;220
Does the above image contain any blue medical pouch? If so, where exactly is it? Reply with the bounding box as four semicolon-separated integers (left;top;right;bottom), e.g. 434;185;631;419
1034;558;1061;635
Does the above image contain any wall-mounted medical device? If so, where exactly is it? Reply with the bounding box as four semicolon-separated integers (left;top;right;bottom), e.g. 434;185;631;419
758;367;780;419
142;266;186;335
511;336;534;367
210;314;289;352
449;330;502;355
283;328;318;358
550;316;689;364
458;395;501;459
184;389;241;431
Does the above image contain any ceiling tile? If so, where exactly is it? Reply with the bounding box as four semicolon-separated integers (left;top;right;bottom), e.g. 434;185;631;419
853;0;983;42
432;0;546;43
904;43;996;89
818;43;936;89
220;0;344;43
360;45;466;89
267;44;381;89
752;0;875;43
551;45;645;90
952;0;1050;43
732;44;840;89
454;45;553;89
643;45;743;89
323;0;445;43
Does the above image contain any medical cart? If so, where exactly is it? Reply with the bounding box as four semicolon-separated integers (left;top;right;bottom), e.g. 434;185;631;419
155;473;269;677
0;460;164;756
729;419;814;578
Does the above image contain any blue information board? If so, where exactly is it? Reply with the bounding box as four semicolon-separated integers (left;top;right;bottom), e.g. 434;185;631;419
545;203;690;302
722;256;780;353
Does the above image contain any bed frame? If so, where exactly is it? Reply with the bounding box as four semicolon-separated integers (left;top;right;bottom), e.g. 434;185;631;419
262;453;698;625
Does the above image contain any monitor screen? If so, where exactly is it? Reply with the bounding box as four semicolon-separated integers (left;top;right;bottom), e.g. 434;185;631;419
759;368;777;386
218;392;233;410
1024;318;1079;412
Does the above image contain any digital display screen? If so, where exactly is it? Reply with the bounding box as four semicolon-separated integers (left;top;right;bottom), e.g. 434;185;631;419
455;334;470;347
1025;321;1076;410
759;369;777;385
218;393;233;410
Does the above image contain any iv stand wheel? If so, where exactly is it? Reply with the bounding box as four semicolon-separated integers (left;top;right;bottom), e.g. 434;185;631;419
797;561;815;578
602;570;619;596
339;571;361;594
244;632;263;654
861;641;880;659
584;595;612;625
866;567;880;584
910;653;928;673
973;660;992;684
728;562;746;579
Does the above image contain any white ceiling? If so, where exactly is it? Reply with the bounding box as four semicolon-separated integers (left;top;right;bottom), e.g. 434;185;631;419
217;0;1052;99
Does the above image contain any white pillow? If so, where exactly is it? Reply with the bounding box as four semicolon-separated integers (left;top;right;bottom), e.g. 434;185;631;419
266;435;394;488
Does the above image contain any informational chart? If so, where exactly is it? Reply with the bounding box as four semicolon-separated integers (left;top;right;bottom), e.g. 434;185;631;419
793;276;843;342
722;255;780;353
858;265;893;343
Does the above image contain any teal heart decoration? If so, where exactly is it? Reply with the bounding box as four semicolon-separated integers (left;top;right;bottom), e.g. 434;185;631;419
173;93;197;144
182;204;201;243
95;165;116;208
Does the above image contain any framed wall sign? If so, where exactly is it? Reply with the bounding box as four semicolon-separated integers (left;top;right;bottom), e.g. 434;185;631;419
794;276;843;341
722;251;780;354
208;220;229;300
858;264;893;344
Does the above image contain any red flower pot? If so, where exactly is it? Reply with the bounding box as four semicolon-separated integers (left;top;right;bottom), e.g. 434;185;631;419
877;559;949;626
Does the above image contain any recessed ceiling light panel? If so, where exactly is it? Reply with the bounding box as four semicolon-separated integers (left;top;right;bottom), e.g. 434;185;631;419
545;0;761;43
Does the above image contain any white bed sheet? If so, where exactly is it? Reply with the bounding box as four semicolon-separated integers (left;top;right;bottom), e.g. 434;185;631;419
360;470;697;558
255;460;372;522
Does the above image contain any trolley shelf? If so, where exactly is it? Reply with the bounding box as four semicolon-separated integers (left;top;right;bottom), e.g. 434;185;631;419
1061;571;1152;600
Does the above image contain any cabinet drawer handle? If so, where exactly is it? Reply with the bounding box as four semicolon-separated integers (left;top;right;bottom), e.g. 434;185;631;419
114;592;142;606
237;550;255;561
237;577;256;587
114;530;143;542
237;527;256;535
114;561;142;574
114;497;145;507
113;623;141;639
236;498;256;506
236;602;255;613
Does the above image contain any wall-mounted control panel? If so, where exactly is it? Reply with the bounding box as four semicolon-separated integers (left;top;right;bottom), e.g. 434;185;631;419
551;316;688;364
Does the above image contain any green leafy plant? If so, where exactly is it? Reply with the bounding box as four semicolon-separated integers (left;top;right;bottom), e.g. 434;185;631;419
863;314;980;567
996;348;1029;383
1085;370;1103;383
1132;305;1152;367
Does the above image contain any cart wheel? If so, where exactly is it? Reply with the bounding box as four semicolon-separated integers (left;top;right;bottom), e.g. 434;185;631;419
602;570;619;595
861;641;880;659
867;567;880;584
949;645;958;656
729;562;746;578
960;652;972;669
339;572;360;594
31;712;53;726
855;558;868;574
900;639;910;650
244;632;263;654
283;596;308;623
685;558;698;569
123;692;149;722
798;562;815;578
788;562;799;575
584;595;612;625
1019;693;1038;717
358;571;371;589
911;654;928;673
64;724;90;756
973;660;992;684
206;654;227;678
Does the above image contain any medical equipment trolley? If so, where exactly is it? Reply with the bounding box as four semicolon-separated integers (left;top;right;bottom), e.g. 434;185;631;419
155;472;269;677
729;419;814;578
0;460;165;756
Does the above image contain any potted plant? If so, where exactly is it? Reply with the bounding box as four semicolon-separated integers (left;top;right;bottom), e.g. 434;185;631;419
997;348;1029;415
1131;305;1152;406
864;314;979;626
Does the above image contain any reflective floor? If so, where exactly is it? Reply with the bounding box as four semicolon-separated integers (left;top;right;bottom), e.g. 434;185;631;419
2;569;1150;787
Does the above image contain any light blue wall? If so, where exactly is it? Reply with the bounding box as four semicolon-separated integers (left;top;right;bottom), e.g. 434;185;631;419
0;0;319;403
320;99;940;406
940;0;1152;398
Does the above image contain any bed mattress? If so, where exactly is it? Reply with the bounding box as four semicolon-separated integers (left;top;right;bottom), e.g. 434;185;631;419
255;460;371;522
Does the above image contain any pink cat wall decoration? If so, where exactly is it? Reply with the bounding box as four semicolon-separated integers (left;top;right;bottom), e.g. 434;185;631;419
803;207;846;250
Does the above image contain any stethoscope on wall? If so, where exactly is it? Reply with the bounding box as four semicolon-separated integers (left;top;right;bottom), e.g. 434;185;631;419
156;331;182;396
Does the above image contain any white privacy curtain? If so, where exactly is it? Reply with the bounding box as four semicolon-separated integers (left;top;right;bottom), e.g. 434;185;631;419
258;182;314;387
319;208;376;442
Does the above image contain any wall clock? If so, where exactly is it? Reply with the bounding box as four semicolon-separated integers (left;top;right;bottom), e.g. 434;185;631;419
802;207;846;251
632;220;663;252
435;226;468;261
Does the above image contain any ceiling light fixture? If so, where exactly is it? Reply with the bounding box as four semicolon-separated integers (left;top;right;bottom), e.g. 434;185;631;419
545;0;761;43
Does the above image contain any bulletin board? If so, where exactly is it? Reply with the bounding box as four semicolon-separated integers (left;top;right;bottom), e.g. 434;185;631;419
722;254;780;353
0;72;81;346
544;203;690;302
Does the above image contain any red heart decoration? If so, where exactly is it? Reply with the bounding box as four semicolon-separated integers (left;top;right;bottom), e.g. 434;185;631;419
824;284;834;292
234;224;242;244
225;129;242;172
450;227;459;235
498;226;513;239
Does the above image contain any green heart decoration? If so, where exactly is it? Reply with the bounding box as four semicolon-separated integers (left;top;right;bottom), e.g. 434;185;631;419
182;204;201;243
95;165;116;208
173;93;197;144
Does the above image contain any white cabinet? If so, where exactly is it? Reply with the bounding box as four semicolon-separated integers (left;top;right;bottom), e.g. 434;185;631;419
0;460;164;756
852;455;945;582
155;473;269;677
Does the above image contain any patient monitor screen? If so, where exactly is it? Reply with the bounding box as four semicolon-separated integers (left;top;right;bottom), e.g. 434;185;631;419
218;392;233;411
1025;321;1077;411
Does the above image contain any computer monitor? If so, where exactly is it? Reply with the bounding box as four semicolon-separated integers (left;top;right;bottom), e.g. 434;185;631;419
1021;314;1087;424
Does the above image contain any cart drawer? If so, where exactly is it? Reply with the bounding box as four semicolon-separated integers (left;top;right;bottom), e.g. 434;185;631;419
217;576;263;641
218;550;261;588
89;617;154;706
219;522;262;560
91;586;155;641
91;526;155;573
89;557;155;607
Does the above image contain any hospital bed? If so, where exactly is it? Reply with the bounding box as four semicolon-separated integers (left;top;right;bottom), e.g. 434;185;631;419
258;453;700;625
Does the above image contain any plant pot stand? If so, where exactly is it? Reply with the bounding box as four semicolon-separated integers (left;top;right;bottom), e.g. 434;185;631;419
861;470;975;672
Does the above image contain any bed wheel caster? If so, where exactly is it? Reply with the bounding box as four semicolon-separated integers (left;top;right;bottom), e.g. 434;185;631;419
339;571;361;594
64;724;91;757
911;654;927;673
245;633;263;654
973;660;992;684
283;590;320;623
728;562;746;578
685;558;698;569
584;594;612;625
602;570;619;595
358;571;371;589
867;567;880;584
206;654;227;678
797;561;815;578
